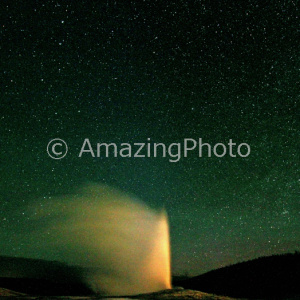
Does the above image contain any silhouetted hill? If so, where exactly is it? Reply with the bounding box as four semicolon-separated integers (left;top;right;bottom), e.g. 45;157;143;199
0;256;93;295
172;275;190;285
177;252;300;299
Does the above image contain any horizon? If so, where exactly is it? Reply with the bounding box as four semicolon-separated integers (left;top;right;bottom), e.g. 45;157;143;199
1;250;299;278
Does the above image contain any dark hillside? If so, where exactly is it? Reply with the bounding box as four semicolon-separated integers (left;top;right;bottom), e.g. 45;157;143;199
177;252;300;299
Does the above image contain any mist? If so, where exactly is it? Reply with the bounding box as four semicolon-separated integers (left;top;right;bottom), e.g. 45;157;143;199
6;184;171;295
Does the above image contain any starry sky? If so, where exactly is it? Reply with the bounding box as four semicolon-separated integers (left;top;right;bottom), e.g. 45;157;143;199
1;1;299;276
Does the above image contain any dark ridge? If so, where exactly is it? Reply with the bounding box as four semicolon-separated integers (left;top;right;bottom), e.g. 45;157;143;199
0;256;93;296
176;252;300;299
0;277;92;296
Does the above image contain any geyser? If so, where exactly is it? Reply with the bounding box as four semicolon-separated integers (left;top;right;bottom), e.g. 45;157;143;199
13;184;171;295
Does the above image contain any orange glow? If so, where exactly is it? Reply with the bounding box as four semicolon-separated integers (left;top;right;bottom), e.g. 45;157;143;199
26;184;172;295
144;210;172;290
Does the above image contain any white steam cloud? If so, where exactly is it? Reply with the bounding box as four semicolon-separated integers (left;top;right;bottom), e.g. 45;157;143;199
21;183;171;295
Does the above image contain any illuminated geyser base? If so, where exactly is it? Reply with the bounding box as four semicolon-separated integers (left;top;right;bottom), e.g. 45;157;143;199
26;184;171;295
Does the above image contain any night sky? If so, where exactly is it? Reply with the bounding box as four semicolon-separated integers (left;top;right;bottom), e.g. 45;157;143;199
1;1;299;276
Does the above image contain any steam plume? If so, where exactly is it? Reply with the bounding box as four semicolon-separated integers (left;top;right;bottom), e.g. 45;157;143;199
22;184;171;295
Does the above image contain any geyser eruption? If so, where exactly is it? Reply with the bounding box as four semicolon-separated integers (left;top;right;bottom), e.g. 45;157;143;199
14;184;171;295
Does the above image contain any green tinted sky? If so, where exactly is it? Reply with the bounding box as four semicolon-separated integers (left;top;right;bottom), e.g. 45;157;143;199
1;1;299;275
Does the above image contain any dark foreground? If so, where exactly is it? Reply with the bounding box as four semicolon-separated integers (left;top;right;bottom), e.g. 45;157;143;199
0;287;244;300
